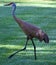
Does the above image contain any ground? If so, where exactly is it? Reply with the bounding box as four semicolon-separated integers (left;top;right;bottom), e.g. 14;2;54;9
0;1;56;65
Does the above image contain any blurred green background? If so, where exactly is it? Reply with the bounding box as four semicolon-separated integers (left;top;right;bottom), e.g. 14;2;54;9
0;0;56;65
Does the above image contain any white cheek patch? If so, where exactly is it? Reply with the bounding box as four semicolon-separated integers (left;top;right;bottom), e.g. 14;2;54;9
39;30;42;35
36;30;44;38
36;30;42;36
36;32;38;36
39;30;44;36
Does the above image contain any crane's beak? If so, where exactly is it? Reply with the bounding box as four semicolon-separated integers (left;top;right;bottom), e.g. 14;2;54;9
4;3;11;6
4;2;13;6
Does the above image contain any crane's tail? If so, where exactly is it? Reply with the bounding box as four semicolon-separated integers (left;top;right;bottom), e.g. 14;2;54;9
43;33;49;43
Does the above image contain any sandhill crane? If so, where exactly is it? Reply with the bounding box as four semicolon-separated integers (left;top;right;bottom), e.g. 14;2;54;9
4;2;49;60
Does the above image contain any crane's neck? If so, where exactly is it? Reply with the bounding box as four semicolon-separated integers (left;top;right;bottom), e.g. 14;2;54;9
12;3;16;16
12;3;24;26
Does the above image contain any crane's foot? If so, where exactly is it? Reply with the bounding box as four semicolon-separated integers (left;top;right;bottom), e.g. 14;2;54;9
35;57;37;60
8;53;16;59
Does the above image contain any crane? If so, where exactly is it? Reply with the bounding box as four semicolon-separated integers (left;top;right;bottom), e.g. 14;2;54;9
4;2;49;60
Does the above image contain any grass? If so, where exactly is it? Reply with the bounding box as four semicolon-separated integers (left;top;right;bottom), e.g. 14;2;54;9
0;0;56;5
0;2;56;65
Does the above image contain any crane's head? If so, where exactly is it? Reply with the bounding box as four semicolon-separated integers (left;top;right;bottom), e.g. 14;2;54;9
4;2;15;6
4;2;16;15
4;2;16;9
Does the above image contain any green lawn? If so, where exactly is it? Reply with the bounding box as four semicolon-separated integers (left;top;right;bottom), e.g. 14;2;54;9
0;2;56;65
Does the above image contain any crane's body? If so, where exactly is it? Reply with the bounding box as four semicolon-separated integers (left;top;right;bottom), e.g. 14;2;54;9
13;12;45;42
4;2;49;60
14;15;40;38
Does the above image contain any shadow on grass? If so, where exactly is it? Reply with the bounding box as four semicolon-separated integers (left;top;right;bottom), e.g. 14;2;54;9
0;39;56;65
0;47;56;65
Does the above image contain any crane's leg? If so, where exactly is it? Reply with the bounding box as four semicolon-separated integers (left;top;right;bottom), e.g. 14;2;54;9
31;38;37;60
8;37;29;59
